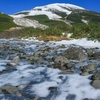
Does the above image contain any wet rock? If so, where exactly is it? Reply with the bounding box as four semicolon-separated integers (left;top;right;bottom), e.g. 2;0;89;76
63;62;74;69
0;50;3;54
86;48;95;58
83;98;89;100
7;56;20;66
54;56;69;66
82;62;97;71
30;56;37;61
81;71;89;76
39;46;50;51
17;84;26;90
60;44;66;48
8;50;16;54
0;88;2;93
36;58;44;64
44;57;54;62
89;70;97;74
41;51;49;57
0;94;29;100
5;55;10;60
93;52;100;60
17;42;25;47
16;92;22;97
31;97;39;100
60;69;74;74
91;80;100;88
62;47;87;61
2;85;18;94
91;72;100;80
60;66;67;70
66;94;76;100
33;52;40;57
48;86;57;90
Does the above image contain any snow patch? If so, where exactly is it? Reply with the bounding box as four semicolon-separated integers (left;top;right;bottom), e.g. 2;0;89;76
55;38;100;48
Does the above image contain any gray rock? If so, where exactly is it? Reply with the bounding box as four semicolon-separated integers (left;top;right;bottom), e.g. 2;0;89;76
39;46;50;51
91;80;100;88
8;50;16;54
93;52;100;60
83;62;97;71
86;48;95;57
54;56;69;66
2;85;18;94
30;56;36;61
31;97;39;100
89;70;97;74
8;56;20;66
36;59;44;64
60;69;74;74
17;84;26;90
91;72;100;80
33;52;40;57
63;62;74;69
5;55;10;60
83;98;89;100
62;47;87;61
81;72;89;76
66;94;76;100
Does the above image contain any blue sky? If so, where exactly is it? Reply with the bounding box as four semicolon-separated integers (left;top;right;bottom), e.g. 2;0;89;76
0;0;100;14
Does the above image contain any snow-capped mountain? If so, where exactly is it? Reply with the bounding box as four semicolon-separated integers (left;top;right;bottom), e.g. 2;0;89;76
11;3;85;19
10;3;87;28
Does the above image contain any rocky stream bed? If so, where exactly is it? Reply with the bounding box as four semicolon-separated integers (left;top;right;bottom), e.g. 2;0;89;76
0;39;100;100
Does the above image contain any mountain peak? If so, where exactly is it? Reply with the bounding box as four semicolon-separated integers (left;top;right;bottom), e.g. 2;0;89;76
33;3;85;10
12;3;86;19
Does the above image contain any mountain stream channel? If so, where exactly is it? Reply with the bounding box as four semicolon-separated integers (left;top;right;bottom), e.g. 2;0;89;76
0;39;100;100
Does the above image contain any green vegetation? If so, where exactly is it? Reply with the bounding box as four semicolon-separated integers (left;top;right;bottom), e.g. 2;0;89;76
71;22;100;41
25;15;70;29
0;11;100;41
51;10;67;19
24;15;49;23
0;13;18;32
24;15;71;36
67;13;83;23
23;14;100;41
67;10;100;24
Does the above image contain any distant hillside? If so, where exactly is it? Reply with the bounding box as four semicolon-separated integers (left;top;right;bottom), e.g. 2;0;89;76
0;12;18;32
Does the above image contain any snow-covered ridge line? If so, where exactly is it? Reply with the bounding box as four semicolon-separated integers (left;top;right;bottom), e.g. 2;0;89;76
11;3;86;20
33;3;85;10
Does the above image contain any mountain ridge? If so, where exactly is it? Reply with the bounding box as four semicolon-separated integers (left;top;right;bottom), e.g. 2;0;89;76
11;3;86;19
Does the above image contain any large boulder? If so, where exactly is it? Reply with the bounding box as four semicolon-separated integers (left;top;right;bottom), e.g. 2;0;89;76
91;80;100;88
62;47;88;61
91;72;100;80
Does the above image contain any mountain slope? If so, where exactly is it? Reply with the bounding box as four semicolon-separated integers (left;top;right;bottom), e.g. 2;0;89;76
11;3;100;26
11;3;85;19
0;3;100;41
0;12;18;32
